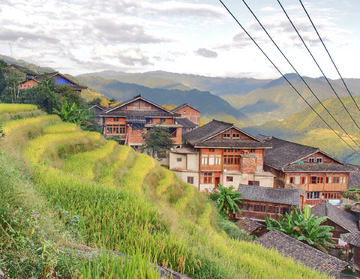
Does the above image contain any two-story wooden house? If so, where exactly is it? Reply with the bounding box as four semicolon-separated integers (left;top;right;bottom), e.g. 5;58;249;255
99;95;182;149
260;136;356;206
169;120;274;191
171;103;200;126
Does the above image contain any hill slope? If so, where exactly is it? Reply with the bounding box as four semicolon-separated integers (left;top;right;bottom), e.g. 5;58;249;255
0;104;328;278
243;94;360;164
76;76;253;127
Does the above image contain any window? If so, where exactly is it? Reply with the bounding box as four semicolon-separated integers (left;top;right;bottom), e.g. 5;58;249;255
250;149;255;153
223;134;231;138
307;191;321;200
120;125;126;134
268;206;273;213
215;155;221;165
187;177;194;184
177;158;182;162
333;177;340;183
326;177;331;184
224;155;240;165
201;173;213;184
201;155;208;165
273;207;279;214
209;148;215;152
114;117;119;122
260;205;267;212
316;157;323;163
309;157;315;163
242;203;247;210
226;176;233;182
289;177;295;184
311;177;323;184
248;180;260;186
235;134;240;138
254;205;260;212
248;204;253;211
301;177;307;184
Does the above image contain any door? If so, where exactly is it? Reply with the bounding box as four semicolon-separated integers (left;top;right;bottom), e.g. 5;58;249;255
215;176;220;188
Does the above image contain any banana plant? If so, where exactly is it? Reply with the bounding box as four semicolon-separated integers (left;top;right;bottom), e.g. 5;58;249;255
265;205;334;252
53;101;91;125
210;183;242;215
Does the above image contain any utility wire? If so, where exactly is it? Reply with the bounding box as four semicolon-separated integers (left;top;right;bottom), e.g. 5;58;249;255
299;0;360;113
218;0;360;155
277;0;360;132
240;0;360;150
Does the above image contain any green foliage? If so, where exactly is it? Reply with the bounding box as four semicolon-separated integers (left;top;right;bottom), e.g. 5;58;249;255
53;101;91;125
341;188;360;200
265;205;335;252
210;184;242;215
141;125;175;159
217;215;253;241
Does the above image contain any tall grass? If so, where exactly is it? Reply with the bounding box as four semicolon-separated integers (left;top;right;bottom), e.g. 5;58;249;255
0;103;37;114
43;123;79;134
2;115;60;136
155;170;174;196
24;132;101;165
173;185;195;212
62;140;117;180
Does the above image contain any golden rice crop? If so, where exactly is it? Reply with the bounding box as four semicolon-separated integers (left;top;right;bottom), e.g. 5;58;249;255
0;103;37;114
197;203;212;228
43;123;79;134
62;140;117;180
121;154;156;194
98;145;132;186
155;169;174;196
2;115;60;136
24;131;101;165
173;185;195;212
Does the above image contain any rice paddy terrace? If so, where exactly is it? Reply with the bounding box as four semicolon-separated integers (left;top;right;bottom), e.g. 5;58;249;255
0;103;330;278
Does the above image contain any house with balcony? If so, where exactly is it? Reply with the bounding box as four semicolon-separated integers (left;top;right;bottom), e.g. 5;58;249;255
236;184;301;222
169;120;274;191
259;135;356;206
99;95;182;149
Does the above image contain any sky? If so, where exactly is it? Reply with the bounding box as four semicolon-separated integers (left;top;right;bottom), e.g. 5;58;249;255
0;0;359;79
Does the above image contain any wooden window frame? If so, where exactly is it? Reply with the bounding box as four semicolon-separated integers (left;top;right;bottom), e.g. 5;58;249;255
187;176;194;184
226;176;233;182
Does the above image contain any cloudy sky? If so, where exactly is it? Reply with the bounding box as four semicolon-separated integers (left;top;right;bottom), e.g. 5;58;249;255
0;0;359;79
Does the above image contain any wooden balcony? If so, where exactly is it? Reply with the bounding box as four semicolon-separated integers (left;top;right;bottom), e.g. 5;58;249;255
223;165;240;171
237;211;282;222
200;165;222;171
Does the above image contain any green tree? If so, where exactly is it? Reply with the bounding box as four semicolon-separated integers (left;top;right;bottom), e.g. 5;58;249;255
210;184;242;216
265;205;334;252
141;125;174;159
53;101;91;126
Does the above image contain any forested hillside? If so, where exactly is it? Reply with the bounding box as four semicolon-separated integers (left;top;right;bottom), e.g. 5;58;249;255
76;75;253;127
244;94;360;164
0;104;328;278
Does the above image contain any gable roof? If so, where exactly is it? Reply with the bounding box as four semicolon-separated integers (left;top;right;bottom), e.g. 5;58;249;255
261;136;353;172
237;184;300;206
340;231;360;247
236;218;265;235
175;118;197;129
311;202;358;233
46;72;87;90
255;230;347;276
348;165;360;189
183;120;270;149
171;103;200;113
100;95;180;118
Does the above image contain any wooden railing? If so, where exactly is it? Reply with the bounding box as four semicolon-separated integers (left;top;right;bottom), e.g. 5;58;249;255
200;165;222;171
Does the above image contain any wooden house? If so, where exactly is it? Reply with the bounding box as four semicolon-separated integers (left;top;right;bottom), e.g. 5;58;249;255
171;103;200;126
255;230;347;277
341;232;360;276
259;136;356;206
98;95;182;149
236;218;266;236
88;104;106;124
45;72;87;93
236;184;300;222
311;202;359;243
169;120;274;191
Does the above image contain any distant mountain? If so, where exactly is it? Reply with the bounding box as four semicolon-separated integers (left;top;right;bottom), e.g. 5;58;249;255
76;76;253;127
79;70;190;91
243;94;360;164
229;74;360;124
0;54;55;73
79;70;270;96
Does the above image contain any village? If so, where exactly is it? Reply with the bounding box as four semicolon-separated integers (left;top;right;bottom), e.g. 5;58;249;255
2;63;360;277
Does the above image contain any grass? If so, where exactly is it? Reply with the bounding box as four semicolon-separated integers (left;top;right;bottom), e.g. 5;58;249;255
0;105;331;279
0;103;37;114
43;122;79;134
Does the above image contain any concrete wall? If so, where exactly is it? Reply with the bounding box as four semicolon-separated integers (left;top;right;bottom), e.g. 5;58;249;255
169;153;187;170
173;170;199;188
222;173;274;189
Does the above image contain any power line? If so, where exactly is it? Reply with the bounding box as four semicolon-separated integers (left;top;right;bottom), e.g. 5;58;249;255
299;0;360;113
239;0;360;150
218;0;360;155
276;0;360;132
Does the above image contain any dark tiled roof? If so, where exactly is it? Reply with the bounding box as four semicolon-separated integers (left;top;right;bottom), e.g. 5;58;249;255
311;202;358;233
348;165;360;189
237;185;300;206
255;230;347;276
175;118;197;128
236;218;265;235
88;104;105;110
284;163;356;172
195;139;272;148
263;137;318;169
102;95;179;118
171;103;200;113
341;232;360;247
100;110;180;117
183;120;261;146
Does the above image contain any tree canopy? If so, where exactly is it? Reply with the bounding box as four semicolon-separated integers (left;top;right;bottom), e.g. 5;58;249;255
141;125;174;159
